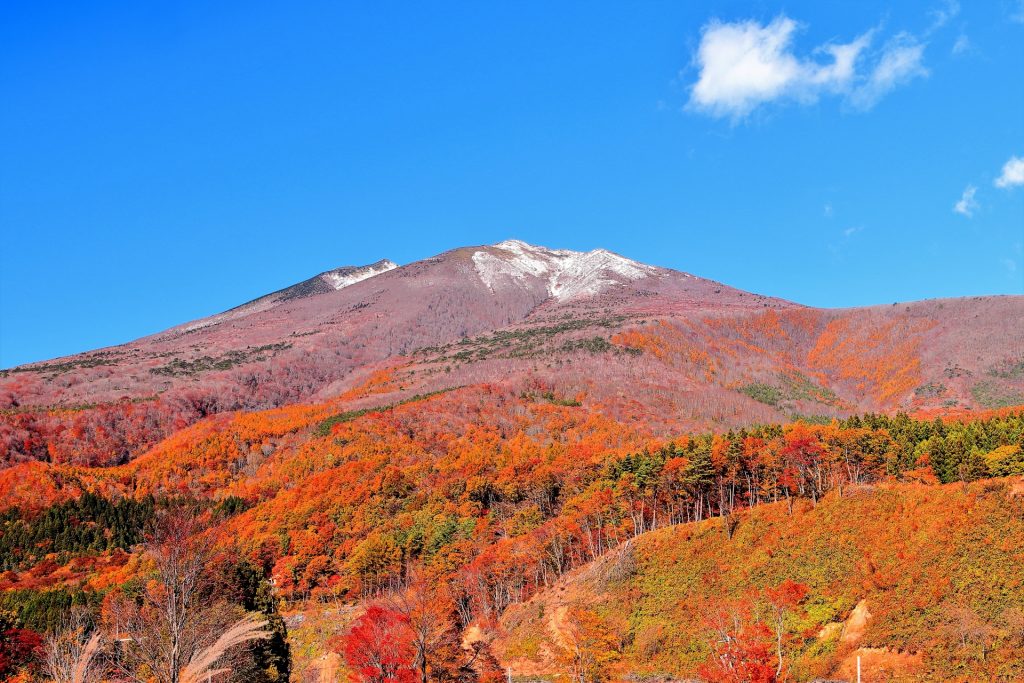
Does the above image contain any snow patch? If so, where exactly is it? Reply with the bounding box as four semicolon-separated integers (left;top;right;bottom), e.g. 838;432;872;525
174;260;398;334
322;260;397;290
472;240;659;301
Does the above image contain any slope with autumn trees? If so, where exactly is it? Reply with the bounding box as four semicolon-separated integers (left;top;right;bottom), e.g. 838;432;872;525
496;476;1024;681
0;376;1022;680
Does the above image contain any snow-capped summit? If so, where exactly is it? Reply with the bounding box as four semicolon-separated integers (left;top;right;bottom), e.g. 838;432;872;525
472;239;661;301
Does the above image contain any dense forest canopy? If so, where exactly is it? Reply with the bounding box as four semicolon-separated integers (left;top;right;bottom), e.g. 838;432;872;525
0;395;1021;680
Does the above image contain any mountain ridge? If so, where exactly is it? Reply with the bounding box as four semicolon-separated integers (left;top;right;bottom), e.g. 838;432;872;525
1;239;1022;467
10;239;1017;371
166;258;400;336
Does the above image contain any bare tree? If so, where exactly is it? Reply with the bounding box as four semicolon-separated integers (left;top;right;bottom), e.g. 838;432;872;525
945;605;997;662
43;608;104;683
108;509;269;683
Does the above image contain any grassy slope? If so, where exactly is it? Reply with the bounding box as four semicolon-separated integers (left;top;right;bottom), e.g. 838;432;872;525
497;478;1024;681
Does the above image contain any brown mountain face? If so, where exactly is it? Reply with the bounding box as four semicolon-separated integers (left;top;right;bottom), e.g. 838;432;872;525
1;240;1022;465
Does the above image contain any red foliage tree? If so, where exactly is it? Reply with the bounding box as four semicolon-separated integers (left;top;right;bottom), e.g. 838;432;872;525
342;605;416;683
698;601;777;683
0;622;43;679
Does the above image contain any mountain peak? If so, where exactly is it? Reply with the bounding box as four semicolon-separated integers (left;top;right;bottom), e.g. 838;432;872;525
473;239;661;301
493;238;536;250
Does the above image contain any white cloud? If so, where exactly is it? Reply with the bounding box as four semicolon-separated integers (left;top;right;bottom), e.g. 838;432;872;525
952;34;970;55
688;16;872;119
928;0;960;33
995;155;1024;189
843;225;863;237
848;34;929;110
808;33;875;89
953;184;978;217
823;202;834;218
688;16;934;119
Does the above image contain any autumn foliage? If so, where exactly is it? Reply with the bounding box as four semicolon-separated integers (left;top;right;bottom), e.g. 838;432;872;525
342;606;417;683
0;380;1020;680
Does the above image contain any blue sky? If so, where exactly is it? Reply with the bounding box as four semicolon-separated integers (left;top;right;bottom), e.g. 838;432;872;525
1;0;1022;368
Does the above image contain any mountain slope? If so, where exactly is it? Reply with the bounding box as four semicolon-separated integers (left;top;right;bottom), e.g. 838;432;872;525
1;240;1022;467
171;259;399;335
0;239;793;406
495;477;1024;681
1;373;1021;681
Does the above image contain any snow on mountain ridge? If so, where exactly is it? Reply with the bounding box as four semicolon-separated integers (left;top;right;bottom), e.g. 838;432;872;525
174;260;397;334
472;239;660;301
321;260;397;289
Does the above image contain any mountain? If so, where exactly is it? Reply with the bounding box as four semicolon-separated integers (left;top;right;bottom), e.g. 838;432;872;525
1;239;1022;467
1;240;1022;682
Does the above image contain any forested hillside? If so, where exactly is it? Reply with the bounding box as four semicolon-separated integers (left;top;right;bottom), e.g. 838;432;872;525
497;477;1024;681
0;380;1021;680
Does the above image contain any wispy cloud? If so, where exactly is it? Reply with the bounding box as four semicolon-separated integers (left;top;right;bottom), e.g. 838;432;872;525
927;0;960;33
952;34;970;55
1011;0;1024;24
828;225;864;258
1010;243;1024;280
953;184;978;217
995;155;1024;189
1004;242;1023;280
848;33;928;110
687;9;944;120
